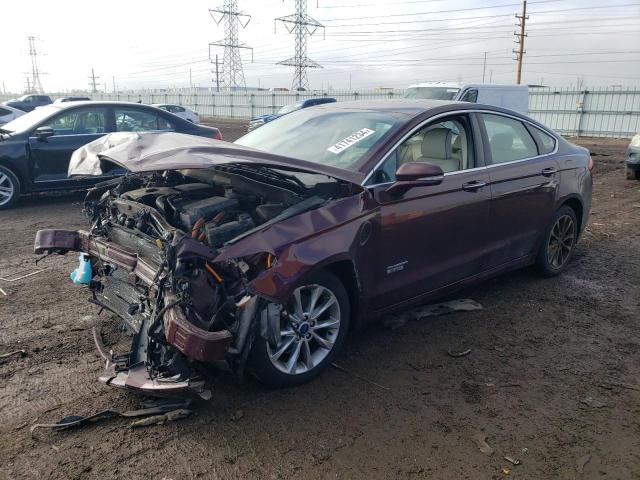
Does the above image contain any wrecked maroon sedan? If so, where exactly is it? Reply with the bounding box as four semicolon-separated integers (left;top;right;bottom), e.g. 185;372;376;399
34;100;592;398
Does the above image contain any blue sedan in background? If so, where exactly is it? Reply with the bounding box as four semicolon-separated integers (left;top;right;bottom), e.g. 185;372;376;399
247;97;337;131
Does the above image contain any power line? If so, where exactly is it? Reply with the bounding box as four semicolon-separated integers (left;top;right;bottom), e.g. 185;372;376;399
88;68;100;93
209;0;253;90
27;36;44;94
275;0;324;91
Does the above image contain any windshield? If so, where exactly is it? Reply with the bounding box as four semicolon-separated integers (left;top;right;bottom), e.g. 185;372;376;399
404;87;460;100
236;108;406;171
1;105;60;133
277;102;302;115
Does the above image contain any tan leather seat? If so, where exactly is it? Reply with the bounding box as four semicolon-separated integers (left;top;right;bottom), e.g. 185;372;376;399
415;128;459;173
489;132;514;163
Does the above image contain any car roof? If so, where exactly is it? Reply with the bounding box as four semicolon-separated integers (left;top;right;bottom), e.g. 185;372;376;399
43;101;166;111
309;99;467;115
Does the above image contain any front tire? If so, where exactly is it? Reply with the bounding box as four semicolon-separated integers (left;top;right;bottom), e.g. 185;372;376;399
535;206;578;277
626;166;640;180
0;166;20;210
249;270;350;387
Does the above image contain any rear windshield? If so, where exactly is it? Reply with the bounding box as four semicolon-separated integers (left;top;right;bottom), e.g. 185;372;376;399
404;87;460;100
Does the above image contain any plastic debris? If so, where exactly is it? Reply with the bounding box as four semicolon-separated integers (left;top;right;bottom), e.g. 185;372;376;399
0;349;26;359
502;466;511;475
504;456;520;465
447;348;471;358
0;287;7;296
473;433;494;456
383;298;483;329
576;454;592;473
70;254;92;284
581;396;608;408
31;399;192;435
0;270;43;283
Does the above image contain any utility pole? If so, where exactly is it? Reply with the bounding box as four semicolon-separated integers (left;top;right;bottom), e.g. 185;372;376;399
88;68;100;93
209;1;253;90
482;51;487;83
112;76;116;93
189;68;193;89
275;0;324;91
514;0;528;84
28;36;45;93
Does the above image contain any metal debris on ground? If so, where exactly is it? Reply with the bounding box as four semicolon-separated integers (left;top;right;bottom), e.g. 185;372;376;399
0;349;26;359
129;409;191;428
473;433;494;456
383;298;483;329
504;455;520;465
30;398;192;436
331;362;390;391
447;348;472;358
0;270;44;283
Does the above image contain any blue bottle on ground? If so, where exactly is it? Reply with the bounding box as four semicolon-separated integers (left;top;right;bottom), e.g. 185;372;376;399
70;254;92;285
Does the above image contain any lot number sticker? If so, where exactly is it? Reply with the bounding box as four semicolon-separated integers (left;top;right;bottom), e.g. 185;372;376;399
328;128;375;154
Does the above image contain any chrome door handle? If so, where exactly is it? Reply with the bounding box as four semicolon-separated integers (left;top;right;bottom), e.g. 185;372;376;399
462;180;486;192
541;167;558;176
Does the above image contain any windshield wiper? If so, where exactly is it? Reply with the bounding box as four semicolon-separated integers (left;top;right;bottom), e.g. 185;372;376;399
0;128;12;134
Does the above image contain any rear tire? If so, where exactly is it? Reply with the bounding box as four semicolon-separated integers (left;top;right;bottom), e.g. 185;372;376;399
626;166;640;180
0;166;20;210
535;206;578;277
249;270;350;387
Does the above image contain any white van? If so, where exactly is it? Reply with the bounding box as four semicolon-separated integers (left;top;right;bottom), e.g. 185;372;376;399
404;82;529;115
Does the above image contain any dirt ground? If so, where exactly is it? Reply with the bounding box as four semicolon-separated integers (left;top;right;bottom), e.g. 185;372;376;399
1;121;639;480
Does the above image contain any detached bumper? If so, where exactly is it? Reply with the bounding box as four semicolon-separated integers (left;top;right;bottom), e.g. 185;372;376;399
34;229;234;395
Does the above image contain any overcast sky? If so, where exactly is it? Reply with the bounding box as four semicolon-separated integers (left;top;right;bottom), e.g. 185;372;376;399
2;0;639;93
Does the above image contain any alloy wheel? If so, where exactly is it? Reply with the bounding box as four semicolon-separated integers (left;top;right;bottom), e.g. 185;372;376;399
548;214;575;269
0;172;15;207
267;284;341;375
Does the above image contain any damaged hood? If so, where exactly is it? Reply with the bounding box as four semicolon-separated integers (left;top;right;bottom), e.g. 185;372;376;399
69;131;365;184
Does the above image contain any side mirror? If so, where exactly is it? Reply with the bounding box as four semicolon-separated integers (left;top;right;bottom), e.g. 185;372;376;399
35;126;55;140
385;162;444;197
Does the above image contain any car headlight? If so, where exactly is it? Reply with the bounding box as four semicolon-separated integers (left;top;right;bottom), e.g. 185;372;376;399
631;134;640;148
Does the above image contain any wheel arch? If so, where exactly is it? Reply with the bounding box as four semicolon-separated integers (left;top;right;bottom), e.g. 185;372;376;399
0;158;23;190
321;259;362;330
560;196;584;237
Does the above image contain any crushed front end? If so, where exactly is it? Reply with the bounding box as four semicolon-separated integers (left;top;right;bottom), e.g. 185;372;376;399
34;163;348;397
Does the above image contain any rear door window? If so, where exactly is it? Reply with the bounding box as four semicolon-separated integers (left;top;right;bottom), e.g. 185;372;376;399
114;108;172;132
480;113;538;164
460;89;478;103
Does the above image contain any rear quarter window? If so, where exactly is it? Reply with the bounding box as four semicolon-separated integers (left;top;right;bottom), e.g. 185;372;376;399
529;126;556;154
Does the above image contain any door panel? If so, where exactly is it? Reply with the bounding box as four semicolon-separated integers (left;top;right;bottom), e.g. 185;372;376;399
485;158;559;266
370;169;491;310
479;112;560;268
27;107;108;186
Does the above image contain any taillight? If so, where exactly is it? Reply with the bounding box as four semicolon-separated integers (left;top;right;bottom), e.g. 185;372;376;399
214;130;223;141
588;155;594;171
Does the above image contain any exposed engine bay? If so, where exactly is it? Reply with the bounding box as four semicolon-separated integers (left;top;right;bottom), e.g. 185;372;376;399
34;163;357;398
